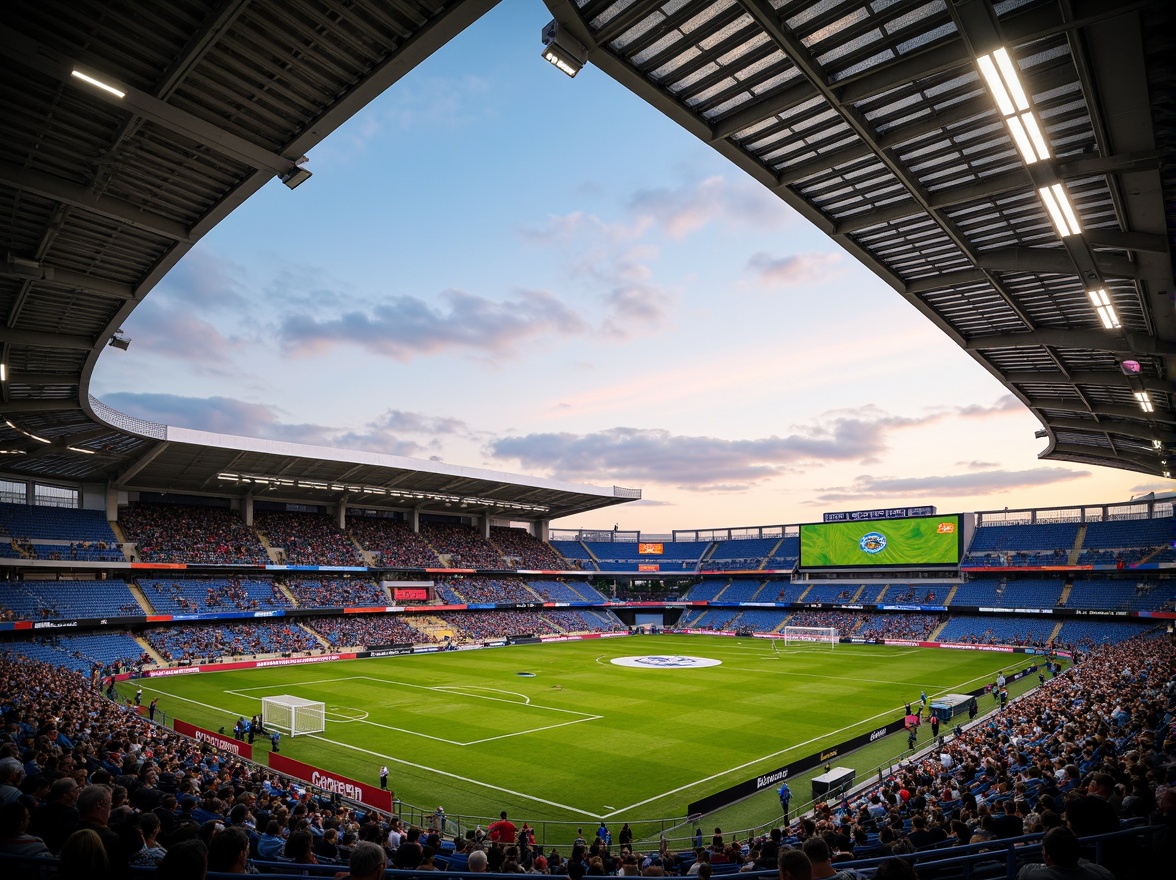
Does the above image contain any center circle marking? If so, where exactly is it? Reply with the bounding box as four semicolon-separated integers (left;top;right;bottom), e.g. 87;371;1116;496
610;655;722;669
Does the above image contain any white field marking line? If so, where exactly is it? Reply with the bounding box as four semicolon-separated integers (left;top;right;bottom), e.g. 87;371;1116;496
135;684;256;720
356;676;596;718
345;711;601;747
433;685;531;704
600;656;1038;819
303;732;599;818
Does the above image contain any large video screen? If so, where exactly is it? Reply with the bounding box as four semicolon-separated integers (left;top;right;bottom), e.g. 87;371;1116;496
800;514;962;568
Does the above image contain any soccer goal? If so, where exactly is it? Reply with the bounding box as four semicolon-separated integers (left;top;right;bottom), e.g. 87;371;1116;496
262;695;326;736
783;626;838;649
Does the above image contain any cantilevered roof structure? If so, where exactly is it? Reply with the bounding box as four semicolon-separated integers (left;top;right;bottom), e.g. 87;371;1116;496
0;0;637;520
546;0;1174;477
0;0;1171;523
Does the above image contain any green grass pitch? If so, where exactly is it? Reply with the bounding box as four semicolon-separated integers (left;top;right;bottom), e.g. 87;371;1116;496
129;636;1026;826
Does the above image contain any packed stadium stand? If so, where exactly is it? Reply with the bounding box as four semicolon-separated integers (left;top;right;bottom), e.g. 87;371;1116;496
119;504;270;565
145;623;320;663
255;511;364;566
286;578;387;608
347;516;441;568
489;526;568;570
310;615;434;648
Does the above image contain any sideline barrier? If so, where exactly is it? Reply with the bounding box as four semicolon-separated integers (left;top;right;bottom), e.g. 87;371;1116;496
174;718;254;760
269;751;393;813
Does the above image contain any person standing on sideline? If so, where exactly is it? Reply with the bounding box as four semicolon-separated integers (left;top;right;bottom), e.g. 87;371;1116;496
778;782;792;820
148;698;158;722
930;714;940;738
271;730;280;753
135;686;143;706
380;766;388;791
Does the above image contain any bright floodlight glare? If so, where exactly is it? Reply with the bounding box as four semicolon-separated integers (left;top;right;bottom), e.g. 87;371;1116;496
70;69;126;99
0;363;6;382
993;48;1030;111
1134;392;1154;413
1020;113;1051;161
1088;289;1120;329
1039;184;1080;237
1155;440;1164;449
977;54;1014;115
1005;115;1039;164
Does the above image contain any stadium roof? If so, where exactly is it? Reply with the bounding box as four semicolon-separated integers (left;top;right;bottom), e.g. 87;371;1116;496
0;1;1171;526
546;0;1174;477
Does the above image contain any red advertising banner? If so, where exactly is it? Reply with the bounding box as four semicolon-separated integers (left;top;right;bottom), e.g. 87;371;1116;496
174;718;254;760
638;563;660;572
142;653;356;678
638;543;664;555
268;752;392;813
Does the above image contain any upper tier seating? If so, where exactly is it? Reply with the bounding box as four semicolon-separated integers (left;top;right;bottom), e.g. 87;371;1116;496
421;522;503;568
547;540;595;570
0;579;143;619
583;540;709;571
347;516;440;567
119;504;269;564
706;537;778;568
489;526;568;569
0;502;119;542
255;511;363;566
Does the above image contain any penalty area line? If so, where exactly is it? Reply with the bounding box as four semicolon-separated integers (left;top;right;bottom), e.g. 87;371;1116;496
304;733;599;819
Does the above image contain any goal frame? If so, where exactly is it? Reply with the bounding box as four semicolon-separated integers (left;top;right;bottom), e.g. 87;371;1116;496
783;626;838;649
262;695;326;737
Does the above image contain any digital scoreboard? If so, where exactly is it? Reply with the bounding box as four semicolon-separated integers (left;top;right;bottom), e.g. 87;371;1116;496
799;514;962;569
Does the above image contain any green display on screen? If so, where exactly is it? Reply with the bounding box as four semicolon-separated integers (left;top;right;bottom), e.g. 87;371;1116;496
800;515;962;568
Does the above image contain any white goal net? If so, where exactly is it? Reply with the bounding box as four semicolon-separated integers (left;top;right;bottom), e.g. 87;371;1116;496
262;695;326;736
783;626;838;649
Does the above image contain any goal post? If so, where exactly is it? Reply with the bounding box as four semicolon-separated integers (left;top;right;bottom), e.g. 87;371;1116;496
262;695;326;736
783;626;838;649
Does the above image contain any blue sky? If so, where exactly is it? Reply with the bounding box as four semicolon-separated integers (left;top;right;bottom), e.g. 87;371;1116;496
90;1;1165;532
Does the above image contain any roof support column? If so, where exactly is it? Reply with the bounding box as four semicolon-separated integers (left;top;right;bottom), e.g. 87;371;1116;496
533;519;550;543
242;493;253;527
480;514;491;539
408;508;419;533
106;487;118;522
336;498;347;530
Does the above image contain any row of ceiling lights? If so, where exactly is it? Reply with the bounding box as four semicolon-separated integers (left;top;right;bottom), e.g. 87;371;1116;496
976;44;1165;471
217;473;550;513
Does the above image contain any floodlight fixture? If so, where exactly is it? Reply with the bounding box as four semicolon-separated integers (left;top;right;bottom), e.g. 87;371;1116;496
108;331;131;351
280;163;312;190
70;69;126;99
1154;440;1164;449
541;20;587;78
1087;289;1120;330
1038;183;1081;237
0;363;6;382
1134;391;1154;413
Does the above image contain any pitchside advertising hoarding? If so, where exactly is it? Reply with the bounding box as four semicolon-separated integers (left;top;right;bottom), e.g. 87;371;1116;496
268;752;393;813
174;718;253;760
800;514;962;568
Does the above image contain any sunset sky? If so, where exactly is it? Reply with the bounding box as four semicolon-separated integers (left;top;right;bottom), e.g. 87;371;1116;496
89;1;1169;534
